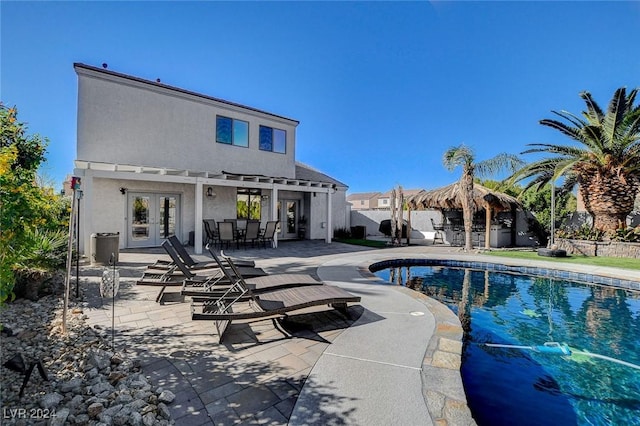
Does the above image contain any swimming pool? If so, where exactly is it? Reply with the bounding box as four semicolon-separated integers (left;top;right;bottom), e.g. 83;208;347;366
372;261;640;426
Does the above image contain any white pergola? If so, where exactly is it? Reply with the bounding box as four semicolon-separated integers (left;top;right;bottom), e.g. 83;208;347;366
74;161;336;254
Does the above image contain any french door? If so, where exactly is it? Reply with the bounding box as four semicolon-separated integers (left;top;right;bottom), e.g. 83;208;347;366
278;199;300;240
127;193;180;248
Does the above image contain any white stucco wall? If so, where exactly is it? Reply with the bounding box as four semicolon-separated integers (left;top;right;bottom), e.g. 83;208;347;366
351;209;537;247
202;186;242;224
309;192;328;240
76;66;297;178
88;177;196;249
331;189;349;231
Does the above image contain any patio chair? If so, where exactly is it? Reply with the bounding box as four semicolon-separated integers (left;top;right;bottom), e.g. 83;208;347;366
191;253;361;343
430;219;445;245
259;220;279;248
203;219;219;246
224;219;238;236
241;220;261;248
218;221;237;249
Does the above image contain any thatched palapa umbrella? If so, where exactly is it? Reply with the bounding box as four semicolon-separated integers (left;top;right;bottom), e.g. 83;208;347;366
407;182;522;249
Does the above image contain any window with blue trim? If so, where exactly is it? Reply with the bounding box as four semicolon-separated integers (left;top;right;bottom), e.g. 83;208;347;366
216;116;249;147
259;125;286;153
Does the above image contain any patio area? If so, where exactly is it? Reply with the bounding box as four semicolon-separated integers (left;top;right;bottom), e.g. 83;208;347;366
77;239;640;425
79;240;473;425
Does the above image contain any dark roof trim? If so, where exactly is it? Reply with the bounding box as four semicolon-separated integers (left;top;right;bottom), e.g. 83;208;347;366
73;63;299;125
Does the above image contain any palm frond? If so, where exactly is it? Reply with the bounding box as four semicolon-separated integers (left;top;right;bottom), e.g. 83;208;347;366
442;144;474;171
580;91;604;124
602;87;627;147
580;125;605;152
558;174;578;194
475;153;525;177
521;143;586;158
540;119;585;143
552;109;588;129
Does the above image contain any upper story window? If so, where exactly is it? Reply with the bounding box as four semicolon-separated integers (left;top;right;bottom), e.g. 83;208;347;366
259;125;286;153
216;116;249;147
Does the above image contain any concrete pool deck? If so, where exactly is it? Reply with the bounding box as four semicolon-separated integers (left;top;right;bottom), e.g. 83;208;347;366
79;241;640;425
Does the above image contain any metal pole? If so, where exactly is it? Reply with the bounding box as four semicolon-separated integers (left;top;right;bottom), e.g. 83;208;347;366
110;253;116;351
63;192;77;334
75;195;80;298
550;181;556;247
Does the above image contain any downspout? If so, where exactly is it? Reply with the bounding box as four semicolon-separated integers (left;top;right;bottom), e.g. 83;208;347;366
326;189;333;243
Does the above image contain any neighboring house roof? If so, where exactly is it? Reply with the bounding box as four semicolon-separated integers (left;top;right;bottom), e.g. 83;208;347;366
295;162;348;189
73;63;299;125
379;188;424;198
346;192;382;202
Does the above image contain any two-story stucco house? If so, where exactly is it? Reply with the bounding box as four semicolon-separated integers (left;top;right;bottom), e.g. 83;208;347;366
73;63;348;254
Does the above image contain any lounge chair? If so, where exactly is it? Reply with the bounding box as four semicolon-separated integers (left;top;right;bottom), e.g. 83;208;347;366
191;254;361;342
179;245;321;299
137;240;265;286
148;235;255;270
136;265;183;286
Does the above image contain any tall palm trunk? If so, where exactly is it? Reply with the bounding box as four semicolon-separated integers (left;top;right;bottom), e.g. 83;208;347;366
579;171;639;233
460;166;474;251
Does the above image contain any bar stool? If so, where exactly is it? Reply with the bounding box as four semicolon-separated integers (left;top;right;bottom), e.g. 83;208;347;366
452;230;464;246
430;218;445;245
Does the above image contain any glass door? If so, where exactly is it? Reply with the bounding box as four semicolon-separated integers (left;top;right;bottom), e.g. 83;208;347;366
279;199;299;240
158;195;178;240
127;193;180;247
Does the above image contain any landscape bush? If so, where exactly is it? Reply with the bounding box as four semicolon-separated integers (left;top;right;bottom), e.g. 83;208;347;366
0;104;68;303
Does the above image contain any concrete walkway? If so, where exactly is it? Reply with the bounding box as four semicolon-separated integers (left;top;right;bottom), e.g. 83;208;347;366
79;240;639;425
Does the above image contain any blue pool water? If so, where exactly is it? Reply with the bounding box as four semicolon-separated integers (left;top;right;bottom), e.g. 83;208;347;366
373;264;640;426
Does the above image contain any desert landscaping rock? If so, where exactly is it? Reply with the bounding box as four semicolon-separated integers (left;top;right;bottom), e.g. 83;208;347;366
0;292;175;425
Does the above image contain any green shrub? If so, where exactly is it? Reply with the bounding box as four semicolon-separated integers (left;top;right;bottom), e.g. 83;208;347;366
20;228;68;270
556;224;640;242
1;104;68;303
611;226;640;243
333;227;351;239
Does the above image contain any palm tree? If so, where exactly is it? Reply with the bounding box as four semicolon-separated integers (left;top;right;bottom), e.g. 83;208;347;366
443;145;523;251
512;87;640;234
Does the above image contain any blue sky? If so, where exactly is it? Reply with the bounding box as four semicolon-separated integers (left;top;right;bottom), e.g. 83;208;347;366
2;1;639;194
